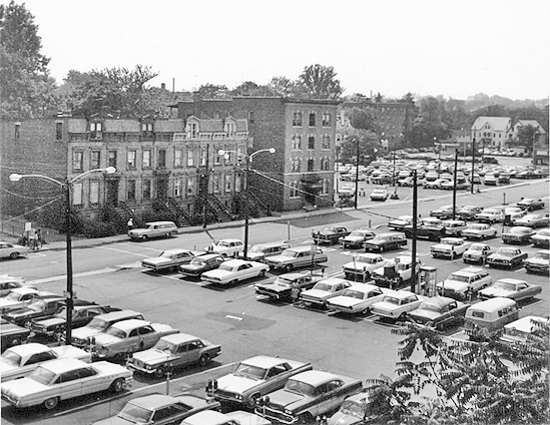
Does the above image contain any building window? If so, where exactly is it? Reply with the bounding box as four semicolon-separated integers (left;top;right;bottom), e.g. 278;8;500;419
73;182;83;205
189;123;198;138
292;135;302;150
91;151;101;169
292;111;303;127
142;122;153;135
321;157;330;171
290;180;299;198
108;150;117;168
143;179;151;199
248;111;255;124
56;122;63;140
215;148;222;165
158;149;166;168
321;134;330;149
174;149;183;167
225;122;236;134
90;181;99;204
187;148;195;167
291;158;301;172
321;179;329;195
127;180;136;200
73;151;84;172
213;175;221;193
307;158;314;172
15;123;20;139
127;150;137;170
322;112;331;127
309;112;316;127
141;150;151;169
200;147;207;166
308;135;315;150
225;175;232;192
90;122;102;139
187;178;195;195
174;179;182;197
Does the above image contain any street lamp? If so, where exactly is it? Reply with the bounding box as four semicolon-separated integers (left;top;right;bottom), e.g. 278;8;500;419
434;137;441;178
218;148;275;259
9;166;116;345
533;131;540;169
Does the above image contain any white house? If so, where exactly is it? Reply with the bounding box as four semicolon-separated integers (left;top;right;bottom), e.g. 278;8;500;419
471;117;512;151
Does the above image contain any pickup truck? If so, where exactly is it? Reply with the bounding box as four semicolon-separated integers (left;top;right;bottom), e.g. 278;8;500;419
430;238;471;260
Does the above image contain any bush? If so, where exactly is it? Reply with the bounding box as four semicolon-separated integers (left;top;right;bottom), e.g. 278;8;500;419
81;220;118;238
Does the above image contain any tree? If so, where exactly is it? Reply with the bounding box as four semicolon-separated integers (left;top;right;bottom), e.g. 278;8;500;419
349;107;379;133
297;64;343;100
231;81;273;97
196;83;229;99
511;124;541;154
0;1;57;118
267;76;298;97
340;128;378;166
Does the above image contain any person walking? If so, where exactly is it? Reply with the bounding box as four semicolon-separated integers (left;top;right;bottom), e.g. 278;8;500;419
32;230;39;251
127;218;134;233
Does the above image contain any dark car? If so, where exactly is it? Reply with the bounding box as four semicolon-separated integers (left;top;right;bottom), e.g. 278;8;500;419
255;271;324;302
429;205;455;220
2;296;65;327
486;247;528;269
517;198;545;211
407;297;470;331
483;156;499;164
501;226;535;244
178;253;225;279
1;318;30;352
312;226;350;245
364;232;407;253
404;218;446;241
457;205;483;221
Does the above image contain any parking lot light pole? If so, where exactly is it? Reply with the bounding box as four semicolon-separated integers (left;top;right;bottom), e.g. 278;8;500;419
9;167;116;345
219;148;275;259
533;131;539;169
471;135;476;194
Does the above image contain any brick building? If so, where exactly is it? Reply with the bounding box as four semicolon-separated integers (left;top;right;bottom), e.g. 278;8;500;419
174;96;340;211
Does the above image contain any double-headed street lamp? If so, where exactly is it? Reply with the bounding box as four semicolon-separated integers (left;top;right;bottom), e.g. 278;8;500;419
9;167;116;345
218;148;275;259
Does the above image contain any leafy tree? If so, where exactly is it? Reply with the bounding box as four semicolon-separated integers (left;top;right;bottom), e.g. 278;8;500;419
231;81;273;97
511;124;541;154
442;98;471;131
297;64;343;100
374;92;383;102
402;92;415;103
197;83;229;99
340;128;378;166
349;107;379;133
267;76;297;97
0;1;57;118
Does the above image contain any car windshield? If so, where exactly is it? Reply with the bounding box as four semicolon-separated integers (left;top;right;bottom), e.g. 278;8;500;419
447;274;469;283
233;363;266;380
154;339;177;353
322;227;335;233
418;302;442;312
275;277;295;287
535;252;550;260
5;292;24;301
313;283;333;292
284;379;316;396
218;263;235;271
349;231;365;237
470;245;485;251
383;296;400;304
354;255;376;264
1;350;22;366
342;289;365;299
497;248;517;256
106;327;127;338
494;281;518;291
249;246;264;253
190;258;207;265
29;366;55;385
339;400;365;418
373;190;385;194
442;240;458;245
510;228;530;234
87;318;109;331
119;402;153;423
469;224;485;230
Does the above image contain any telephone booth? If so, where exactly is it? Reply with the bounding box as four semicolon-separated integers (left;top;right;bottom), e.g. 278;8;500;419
418;265;437;297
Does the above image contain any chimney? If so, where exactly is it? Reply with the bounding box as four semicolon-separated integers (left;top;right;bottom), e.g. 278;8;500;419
161;83;166;90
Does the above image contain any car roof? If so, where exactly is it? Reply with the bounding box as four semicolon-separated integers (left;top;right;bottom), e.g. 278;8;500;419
239;355;294;368
216;238;242;244
4;342;51;356
504;316;549;333
419;296;456;309
93;309;142;321
221;259;254;266
129;393;182;410
39;358;90;374
495;278;527;285
468;298;516;312
453;266;485;276
182;410;229;425
111;319;151;331
158;333;203;345
385;290;415;299
316;277;349;285
161;248;193;255
291;370;343;386
9;287;39;295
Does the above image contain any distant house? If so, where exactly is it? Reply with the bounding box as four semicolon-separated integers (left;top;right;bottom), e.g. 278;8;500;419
471;117;512;150
438;129;470;157
507;119;547;146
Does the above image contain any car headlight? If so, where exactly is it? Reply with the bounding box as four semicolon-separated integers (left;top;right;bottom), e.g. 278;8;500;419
235;394;242;400
285;409;293;415
146;364;152;370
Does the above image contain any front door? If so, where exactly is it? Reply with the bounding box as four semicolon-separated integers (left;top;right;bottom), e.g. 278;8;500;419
156;178;168;201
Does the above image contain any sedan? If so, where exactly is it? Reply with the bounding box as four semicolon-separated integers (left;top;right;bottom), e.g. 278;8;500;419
179;253;225;279
299;277;352;308
201;259;269;286
312;226;350;245
424;179;449;190
457;205;483;221
478;278;542;302
182;410;271;425
0;342;92;382
387;215;413;232
487;247;528;269
462;243;494;264
524;250;550;275
0;275;27;297
475;208;505;224
141;249;196;272
327;284;386;315
339;229;376;249
0;241;29;260
517;197;545;211
371;290;424;322
407;297;470;331
342;253;388;282
91;393;221;425
514;213;549;229
501;226;535;244
429;204;455;220
370;187;389;201
531;229;550;248
255;271;324;302
0;358;132;410
462;223;498;240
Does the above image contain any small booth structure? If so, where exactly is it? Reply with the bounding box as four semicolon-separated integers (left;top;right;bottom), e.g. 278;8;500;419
418;265;437;297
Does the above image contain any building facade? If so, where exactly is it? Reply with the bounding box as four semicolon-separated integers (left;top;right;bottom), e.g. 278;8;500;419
471;117;512;150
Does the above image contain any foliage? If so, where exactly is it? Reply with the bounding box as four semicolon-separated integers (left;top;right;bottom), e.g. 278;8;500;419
510;124;541;152
349;107;379;133
297;64;343;100
197;83;229;99
340;128;379;165
267;76;298;97
232;81;273;97
0;1;58;118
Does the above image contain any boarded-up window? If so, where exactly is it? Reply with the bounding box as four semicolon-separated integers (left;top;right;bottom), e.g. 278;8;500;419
73;183;83;205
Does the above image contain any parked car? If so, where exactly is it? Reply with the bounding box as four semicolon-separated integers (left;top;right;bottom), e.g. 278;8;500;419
2;296;66;327
501;226;535;244
364;232;407;253
209;355;313;408
530;228;550;248
514;213;550;228
429;204;455;220
387;215;413;232
245;241;291;262
0;275;27;297
486;247;528;269
0;342;91;382
430;237;471;260
503;207;527;222
312;226;350;245
0;358;132;410
299;277;353;308
436;266;492;300
407;296;470;331
370;187;389;201
255;271;324;302
265;246;328;272
328;392;376;425
327;283;386;315
498;173;511;184
129;333;222;378
441;219;468;236
441;180;469;190
141;248;195;272
478;278;542;302
201;259;269;286
371;255;420;288
0;288;58;315
1;318;30;352
255;370;363;424
404;218;446;241
128;221;178;241
462;223;498;240
524;250;550;275
342;253;388;282
475;208;505;224
182;410;271;425
0;241;29;260
370;290;424;322
457;205;483;221
462;243;494;264
517;197;545;211
424;179;449;189
339;229;376;249
70;310;145;348
90;319;180;360
501;316;549;344
205;239;245;257
179;253;225;279
91;393;222;425
464;298;519;332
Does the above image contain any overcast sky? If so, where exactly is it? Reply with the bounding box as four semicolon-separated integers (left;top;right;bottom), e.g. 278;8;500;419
11;0;550;101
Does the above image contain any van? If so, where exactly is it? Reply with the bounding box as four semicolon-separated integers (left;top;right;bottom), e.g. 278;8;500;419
464;298;519;331
128;221;178;241
246;241;291;262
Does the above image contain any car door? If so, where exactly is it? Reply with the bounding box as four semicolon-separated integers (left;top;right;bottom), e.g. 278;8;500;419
77;366;105;394
138;325;159;350
176;341;196;366
53;369;83;400
263;363;292;393
310;380;344;416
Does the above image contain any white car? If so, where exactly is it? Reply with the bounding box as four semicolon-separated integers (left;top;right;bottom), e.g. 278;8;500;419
475;208;505;224
0;358;132;410
369;187;388;201
201;259;269;285
430;237;471;259
0;241;29;260
0;342;92;382
299;277;352;308
370;290;424;321
141;248;195;272
436;266;492;300
0;287;44;314
326;283;387;315
182;410;272;425
205;239;245;257
462;223;498;240
342;253;388;281
513;213;549;229
462;243;494;264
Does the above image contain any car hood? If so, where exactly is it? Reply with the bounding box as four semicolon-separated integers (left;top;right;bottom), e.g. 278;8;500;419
526;258;549;265
431;244;451;250
180;263;207;272
202;269;232;278
300;289;331;300
3;307;35;319
341;236;363;242
34;317;65;327
327;296;362;309
142;257;169;265
51;345;91;360
0;299;22;308
328;411;364;425
408;309;440;321
226;411;272;425
480;287;514;298
132;348;177;365
464;250;482;256
0;359;18;374
266;389;305;409
256;282;290;292
72;326;101;340
1;377;47;397
439;280;467;291
216;374;265;394
89;416;131;425
371;301;399;312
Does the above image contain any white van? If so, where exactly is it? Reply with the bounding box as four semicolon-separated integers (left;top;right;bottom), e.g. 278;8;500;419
465;298;519;331
128;221;178;241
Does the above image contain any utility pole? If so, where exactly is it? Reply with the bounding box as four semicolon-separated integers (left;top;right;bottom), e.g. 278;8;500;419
471;135;476;194
411;170;418;294
452;149;458;220
354;138;360;209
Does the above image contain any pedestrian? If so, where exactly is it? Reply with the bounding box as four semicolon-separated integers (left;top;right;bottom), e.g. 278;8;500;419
32;230;39;251
290;282;302;304
37;229;43;248
466;286;474;303
127;218;134;232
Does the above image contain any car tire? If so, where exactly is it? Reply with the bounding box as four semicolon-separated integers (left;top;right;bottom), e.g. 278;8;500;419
10;252;19;260
230;279;238;286
9;336;22;347
246;393;261;409
110;378;125;393
297;413;315;424
284;264;293;273
154;366;170;379
141;235;148;241
361;307;370;316
199;353;210;367
259;270;266;278
43;396;59;410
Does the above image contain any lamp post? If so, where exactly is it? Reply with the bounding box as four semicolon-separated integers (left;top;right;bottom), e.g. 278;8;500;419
9;167;116;345
533;131;540;169
218;148;275;259
471;133;476;194
434;137;441;178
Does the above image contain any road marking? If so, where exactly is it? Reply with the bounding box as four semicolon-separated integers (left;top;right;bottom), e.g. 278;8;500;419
99;246;157;256
225;314;243;321
28;268;116;284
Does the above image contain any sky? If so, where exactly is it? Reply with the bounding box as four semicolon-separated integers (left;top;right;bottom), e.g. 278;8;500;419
7;0;550;101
